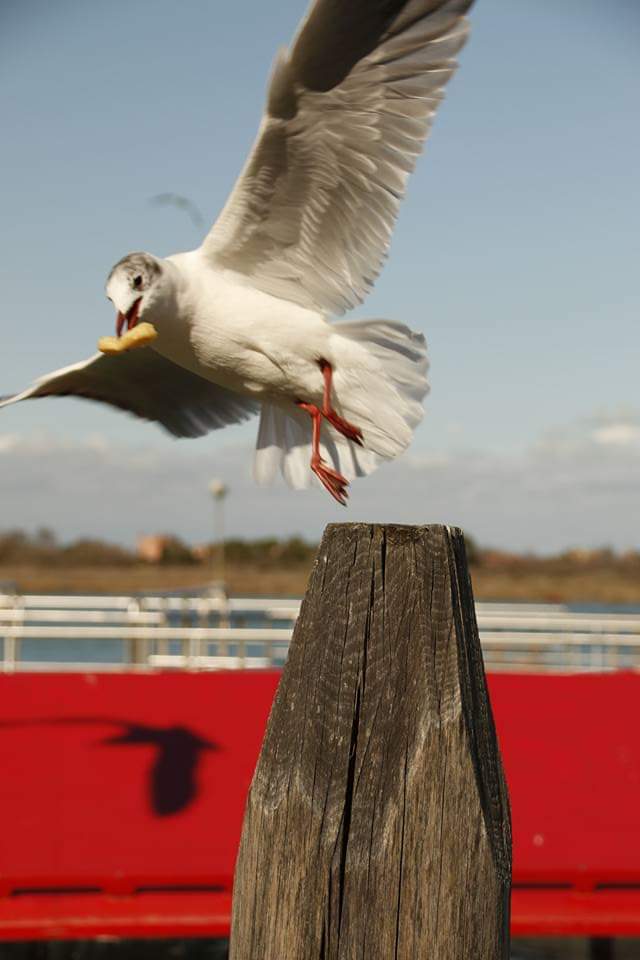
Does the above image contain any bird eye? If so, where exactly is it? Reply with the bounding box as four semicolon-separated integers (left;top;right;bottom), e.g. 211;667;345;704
132;275;143;290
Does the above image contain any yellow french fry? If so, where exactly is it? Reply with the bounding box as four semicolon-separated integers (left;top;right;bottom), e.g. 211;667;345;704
99;322;158;355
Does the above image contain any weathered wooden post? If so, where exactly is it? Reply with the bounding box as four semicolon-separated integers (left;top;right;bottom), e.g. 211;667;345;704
230;523;512;959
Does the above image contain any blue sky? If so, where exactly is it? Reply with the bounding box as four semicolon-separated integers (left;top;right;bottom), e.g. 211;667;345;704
1;0;639;550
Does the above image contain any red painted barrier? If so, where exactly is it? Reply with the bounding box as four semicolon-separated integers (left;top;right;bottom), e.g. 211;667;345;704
0;671;639;940
490;673;640;935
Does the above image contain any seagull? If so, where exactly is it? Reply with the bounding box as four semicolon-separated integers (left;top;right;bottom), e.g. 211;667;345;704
1;0;473;505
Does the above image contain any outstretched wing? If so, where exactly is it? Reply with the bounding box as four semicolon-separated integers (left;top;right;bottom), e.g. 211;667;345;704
203;0;472;315
0;349;258;438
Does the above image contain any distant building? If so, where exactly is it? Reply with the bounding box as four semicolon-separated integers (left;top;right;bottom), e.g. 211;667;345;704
136;535;200;565
137;535;171;563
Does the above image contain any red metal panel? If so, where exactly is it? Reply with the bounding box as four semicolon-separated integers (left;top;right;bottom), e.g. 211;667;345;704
0;671;639;939
0;672;279;898
511;890;640;937
489;673;640;891
0;892;232;941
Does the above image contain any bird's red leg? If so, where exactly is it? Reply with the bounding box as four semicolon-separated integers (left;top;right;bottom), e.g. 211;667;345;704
318;359;363;445
296;400;349;506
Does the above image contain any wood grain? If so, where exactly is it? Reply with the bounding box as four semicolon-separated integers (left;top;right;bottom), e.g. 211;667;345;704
230;523;511;960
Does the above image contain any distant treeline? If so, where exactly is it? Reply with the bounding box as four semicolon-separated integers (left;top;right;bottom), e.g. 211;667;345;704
0;528;318;568
0;527;638;571
0;529;136;567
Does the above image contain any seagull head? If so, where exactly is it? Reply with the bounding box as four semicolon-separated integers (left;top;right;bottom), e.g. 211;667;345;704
105;252;164;337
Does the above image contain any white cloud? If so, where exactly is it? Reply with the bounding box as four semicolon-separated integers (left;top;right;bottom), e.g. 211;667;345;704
0;435;18;453
592;422;640;447
0;412;638;553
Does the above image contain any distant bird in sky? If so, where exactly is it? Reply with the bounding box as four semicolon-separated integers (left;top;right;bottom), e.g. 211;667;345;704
150;193;206;233
1;0;473;504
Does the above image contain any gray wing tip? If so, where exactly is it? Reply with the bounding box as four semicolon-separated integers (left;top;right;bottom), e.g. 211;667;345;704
267;47;298;120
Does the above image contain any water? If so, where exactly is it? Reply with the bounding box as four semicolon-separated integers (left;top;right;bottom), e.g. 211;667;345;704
5;594;299;667
3;594;640;669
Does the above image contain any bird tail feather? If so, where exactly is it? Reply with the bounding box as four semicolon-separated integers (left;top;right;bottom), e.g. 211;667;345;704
254;319;429;491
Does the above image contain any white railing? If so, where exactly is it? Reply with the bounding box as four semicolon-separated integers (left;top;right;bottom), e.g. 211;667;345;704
0;591;638;674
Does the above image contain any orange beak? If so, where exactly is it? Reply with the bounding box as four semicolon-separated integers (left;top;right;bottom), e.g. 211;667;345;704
116;297;142;337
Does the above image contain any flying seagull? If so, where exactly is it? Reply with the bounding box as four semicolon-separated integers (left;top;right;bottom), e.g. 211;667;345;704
1;0;473;504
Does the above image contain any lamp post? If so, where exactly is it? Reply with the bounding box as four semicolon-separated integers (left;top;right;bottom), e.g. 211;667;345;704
209;479;228;590
209;480;230;639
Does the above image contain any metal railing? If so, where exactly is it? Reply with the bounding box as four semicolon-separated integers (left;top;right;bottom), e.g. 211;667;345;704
0;591;638;674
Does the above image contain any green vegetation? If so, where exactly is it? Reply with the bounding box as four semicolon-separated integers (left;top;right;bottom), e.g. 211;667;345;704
0;528;135;567
0;529;319;568
0;528;638;604
222;536;316;567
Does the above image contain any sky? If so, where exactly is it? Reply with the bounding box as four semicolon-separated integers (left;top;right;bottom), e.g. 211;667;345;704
0;0;639;551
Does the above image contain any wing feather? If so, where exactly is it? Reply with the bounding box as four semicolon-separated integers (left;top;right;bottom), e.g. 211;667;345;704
0;350;258;439
202;0;473;315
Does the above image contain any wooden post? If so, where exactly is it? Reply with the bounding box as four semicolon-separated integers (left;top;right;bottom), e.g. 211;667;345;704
230;523;512;960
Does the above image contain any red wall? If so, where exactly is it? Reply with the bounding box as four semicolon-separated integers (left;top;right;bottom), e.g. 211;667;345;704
1;671;639;938
492;672;640;889
0;672;277;895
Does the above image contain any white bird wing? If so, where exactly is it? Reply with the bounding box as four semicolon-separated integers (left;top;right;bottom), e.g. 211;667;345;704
0;350;258;439
202;0;473;315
